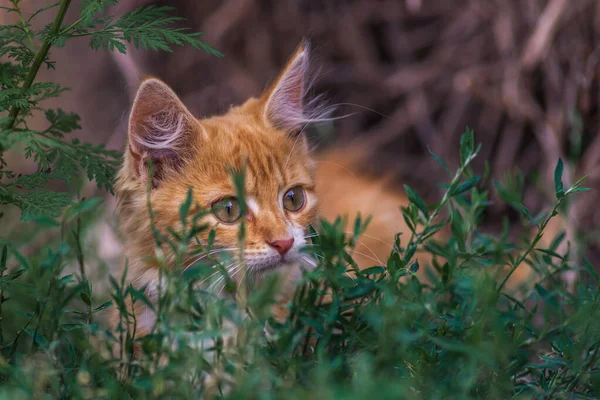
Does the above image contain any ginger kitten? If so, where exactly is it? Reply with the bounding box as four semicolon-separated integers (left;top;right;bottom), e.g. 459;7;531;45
115;40;542;335
116;41;348;334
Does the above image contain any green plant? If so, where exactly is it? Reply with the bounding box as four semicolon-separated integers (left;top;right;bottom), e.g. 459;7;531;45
0;0;221;220
0;3;598;398
0;125;597;399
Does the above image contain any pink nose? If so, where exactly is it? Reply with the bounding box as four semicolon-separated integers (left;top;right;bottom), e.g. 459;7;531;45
268;238;294;256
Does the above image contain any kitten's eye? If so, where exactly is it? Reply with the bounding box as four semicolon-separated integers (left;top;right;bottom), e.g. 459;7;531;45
283;186;305;212
211;197;241;223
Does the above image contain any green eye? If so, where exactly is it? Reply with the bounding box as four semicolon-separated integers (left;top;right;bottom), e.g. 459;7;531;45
283;186;306;212
211;197;241;223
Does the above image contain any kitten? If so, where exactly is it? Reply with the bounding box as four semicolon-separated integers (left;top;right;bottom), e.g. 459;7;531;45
115;40;346;334
114;40;542;336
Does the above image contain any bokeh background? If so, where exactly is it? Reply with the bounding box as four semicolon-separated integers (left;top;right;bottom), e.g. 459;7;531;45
4;0;600;263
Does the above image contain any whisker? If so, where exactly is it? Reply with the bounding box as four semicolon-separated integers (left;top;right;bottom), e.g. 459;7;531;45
219;264;246;296
196;260;239;288
207;275;226;292
311;160;360;180
131;268;158;286
348;249;383;265
303;233;320;239
189;247;239;257
225;265;250;297
300;255;318;268
341;230;394;251
284;126;306;168
181;248;239;273
326;102;390;119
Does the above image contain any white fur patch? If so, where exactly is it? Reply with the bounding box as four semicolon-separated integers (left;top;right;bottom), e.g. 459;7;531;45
247;197;260;216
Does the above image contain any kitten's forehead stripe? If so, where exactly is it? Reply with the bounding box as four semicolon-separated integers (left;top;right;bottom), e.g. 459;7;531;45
245;149;286;196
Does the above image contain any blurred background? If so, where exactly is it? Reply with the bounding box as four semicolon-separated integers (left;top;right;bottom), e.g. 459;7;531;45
4;0;600;264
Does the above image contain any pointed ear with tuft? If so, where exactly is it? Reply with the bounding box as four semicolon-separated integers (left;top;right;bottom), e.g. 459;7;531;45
128;78;198;188
262;40;327;136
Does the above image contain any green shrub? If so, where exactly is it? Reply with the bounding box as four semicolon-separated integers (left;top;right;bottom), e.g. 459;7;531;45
1;2;599;399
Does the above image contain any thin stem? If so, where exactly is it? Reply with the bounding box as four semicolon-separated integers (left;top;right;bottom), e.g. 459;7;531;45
496;197;566;293
12;0;36;50
74;213;92;324
403;151;479;266
0;246;6;347
3;0;72;132
126;296;137;380
59;17;82;35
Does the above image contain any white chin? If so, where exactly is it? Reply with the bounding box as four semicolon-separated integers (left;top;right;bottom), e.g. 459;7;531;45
251;258;299;274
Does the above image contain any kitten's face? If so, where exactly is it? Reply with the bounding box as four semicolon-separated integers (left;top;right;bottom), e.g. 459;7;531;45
152;102;318;274
118;41;323;279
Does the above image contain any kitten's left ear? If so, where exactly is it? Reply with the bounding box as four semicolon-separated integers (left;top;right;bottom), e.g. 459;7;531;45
127;78;199;188
262;39;314;135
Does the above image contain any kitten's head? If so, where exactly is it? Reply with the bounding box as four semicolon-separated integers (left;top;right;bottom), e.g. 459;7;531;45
117;40;329;278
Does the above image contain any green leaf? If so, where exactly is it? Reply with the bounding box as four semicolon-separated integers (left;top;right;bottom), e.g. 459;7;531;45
80;291;91;306
583;259;599;283
427;146;450;176
409;261;420;273
85;6;223;57
554;158;564;199
126;285;155;312
459;128;475;165
404;184;429;218
453;175;480;195
30;216;61;227
45;109;81;137
207;228;216;248
493;180;533;222
181;263;213;282
534;248;564;260
0;245;7;273
179;187;193;224
79;0;119;26
93;301;114;313
535;284;559;310
70;197;102;215
11;172;55;190
230;165;247;217
360;266;386;276
5;190;72;221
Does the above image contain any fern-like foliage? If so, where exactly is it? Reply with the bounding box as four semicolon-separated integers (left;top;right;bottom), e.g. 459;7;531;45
0;0;220;221
67;5;224;56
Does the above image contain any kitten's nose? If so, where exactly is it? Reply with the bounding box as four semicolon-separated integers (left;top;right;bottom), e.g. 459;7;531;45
268;237;294;256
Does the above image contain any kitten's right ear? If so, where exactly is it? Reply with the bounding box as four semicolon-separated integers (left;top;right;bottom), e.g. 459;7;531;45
262;40;311;135
128;78;198;188
261;39;331;137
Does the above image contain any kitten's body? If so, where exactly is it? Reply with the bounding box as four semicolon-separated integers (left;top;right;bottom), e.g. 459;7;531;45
114;41;542;336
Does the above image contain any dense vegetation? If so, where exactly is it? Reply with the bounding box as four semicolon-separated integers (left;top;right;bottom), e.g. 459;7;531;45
1;1;599;399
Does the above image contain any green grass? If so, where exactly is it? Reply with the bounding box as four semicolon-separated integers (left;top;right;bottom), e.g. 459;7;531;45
0;130;598;399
